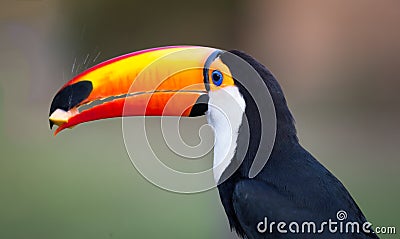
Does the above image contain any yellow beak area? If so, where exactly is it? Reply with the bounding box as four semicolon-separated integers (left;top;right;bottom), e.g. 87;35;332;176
49;46;226;135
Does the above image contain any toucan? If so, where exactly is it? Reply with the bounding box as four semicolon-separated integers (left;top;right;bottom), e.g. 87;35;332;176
49;46;379;239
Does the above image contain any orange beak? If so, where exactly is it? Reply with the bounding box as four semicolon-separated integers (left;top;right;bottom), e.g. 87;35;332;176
49;46;218;135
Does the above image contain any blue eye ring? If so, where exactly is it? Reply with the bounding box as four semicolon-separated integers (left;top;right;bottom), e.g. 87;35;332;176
211;70;223;86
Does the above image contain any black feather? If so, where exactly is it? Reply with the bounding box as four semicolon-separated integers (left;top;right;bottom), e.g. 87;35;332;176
217;50;378;239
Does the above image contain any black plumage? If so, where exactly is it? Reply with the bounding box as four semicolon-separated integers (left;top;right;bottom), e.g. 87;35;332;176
217;50;378;239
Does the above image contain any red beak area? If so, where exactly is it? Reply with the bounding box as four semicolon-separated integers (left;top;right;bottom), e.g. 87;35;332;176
53;91;207;135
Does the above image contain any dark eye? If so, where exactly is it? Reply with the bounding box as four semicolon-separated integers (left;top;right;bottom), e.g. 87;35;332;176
211;70;223;86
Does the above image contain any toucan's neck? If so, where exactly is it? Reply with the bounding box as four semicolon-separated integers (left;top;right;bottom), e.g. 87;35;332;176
217;50;298;180
206;86;246;183
225;50;298;144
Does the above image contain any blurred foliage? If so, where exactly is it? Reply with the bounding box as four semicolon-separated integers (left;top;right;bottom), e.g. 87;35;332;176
0;118;230;239
56;0;239;83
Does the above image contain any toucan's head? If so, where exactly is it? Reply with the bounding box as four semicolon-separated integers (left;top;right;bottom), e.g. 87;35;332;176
49;46;244;135
49;45;294;182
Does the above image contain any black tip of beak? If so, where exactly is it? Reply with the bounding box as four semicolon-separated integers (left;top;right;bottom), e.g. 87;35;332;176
49;80;93;129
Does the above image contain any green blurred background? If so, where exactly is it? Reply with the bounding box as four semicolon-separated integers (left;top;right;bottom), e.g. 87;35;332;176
1;0;399;238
